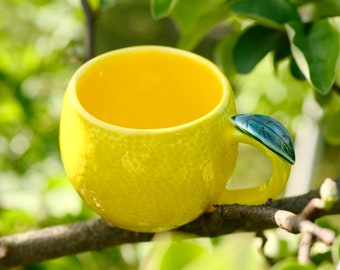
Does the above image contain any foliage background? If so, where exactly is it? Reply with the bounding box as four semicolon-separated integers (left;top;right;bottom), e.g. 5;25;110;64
0;0;340;269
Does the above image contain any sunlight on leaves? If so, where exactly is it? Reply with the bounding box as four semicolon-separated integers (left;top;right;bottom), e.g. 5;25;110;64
285;19;340;94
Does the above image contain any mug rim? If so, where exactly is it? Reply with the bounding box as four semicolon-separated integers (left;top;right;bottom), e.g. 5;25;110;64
67;45;231;134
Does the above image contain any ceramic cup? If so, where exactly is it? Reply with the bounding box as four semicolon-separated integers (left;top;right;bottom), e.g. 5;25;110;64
59;46;294;232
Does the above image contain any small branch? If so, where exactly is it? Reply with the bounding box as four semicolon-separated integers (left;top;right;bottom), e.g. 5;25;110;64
80;0;98;61
295;179;338;264
298;231;315;264
0;177;339;268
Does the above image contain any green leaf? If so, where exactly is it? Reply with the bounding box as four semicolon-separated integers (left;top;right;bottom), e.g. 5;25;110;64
273;41;291;68
171;0;231;50
88;0;115;11
172;0;221;33
322;89;340;145
184;233;267;270
0;209;36;234
150;0;178;19
290;57;305;80
317;262;337;270
307;0;340;19
214;28;241;82
233;25;284;73
285;19;340;94
143;233;211;269
331;235;340;265
330;16;340;33
100;0;117;8
159;241;207;269
324;109;340;145
313;91;332;107
231;0;300;29
271;258;316;270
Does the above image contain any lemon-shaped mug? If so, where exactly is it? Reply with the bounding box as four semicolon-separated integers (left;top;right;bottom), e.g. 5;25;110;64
59;46;295;232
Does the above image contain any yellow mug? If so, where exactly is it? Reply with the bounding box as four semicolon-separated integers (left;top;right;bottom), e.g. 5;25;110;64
59;46;295;232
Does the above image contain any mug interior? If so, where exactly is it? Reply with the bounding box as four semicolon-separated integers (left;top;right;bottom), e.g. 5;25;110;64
75;47;225;129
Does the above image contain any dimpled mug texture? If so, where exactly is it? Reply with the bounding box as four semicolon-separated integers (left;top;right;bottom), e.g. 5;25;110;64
59;46;239;232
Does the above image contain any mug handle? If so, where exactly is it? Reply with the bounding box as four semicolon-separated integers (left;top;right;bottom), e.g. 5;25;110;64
217;114;295;205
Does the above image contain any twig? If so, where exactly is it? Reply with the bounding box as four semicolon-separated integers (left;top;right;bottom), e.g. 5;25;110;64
298;230;315;264
0;177;339;268
218;179;338;265
80;0;98;61
295;179;338;264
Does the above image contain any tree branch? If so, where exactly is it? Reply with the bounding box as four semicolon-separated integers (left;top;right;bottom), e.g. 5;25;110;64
80;0;98;61
0;219;154;269
0;178;339;269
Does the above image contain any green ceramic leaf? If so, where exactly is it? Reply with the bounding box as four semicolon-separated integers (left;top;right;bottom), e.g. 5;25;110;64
231;114;295;164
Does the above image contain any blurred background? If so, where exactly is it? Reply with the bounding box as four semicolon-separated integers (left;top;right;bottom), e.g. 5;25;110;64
0;0;340;269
